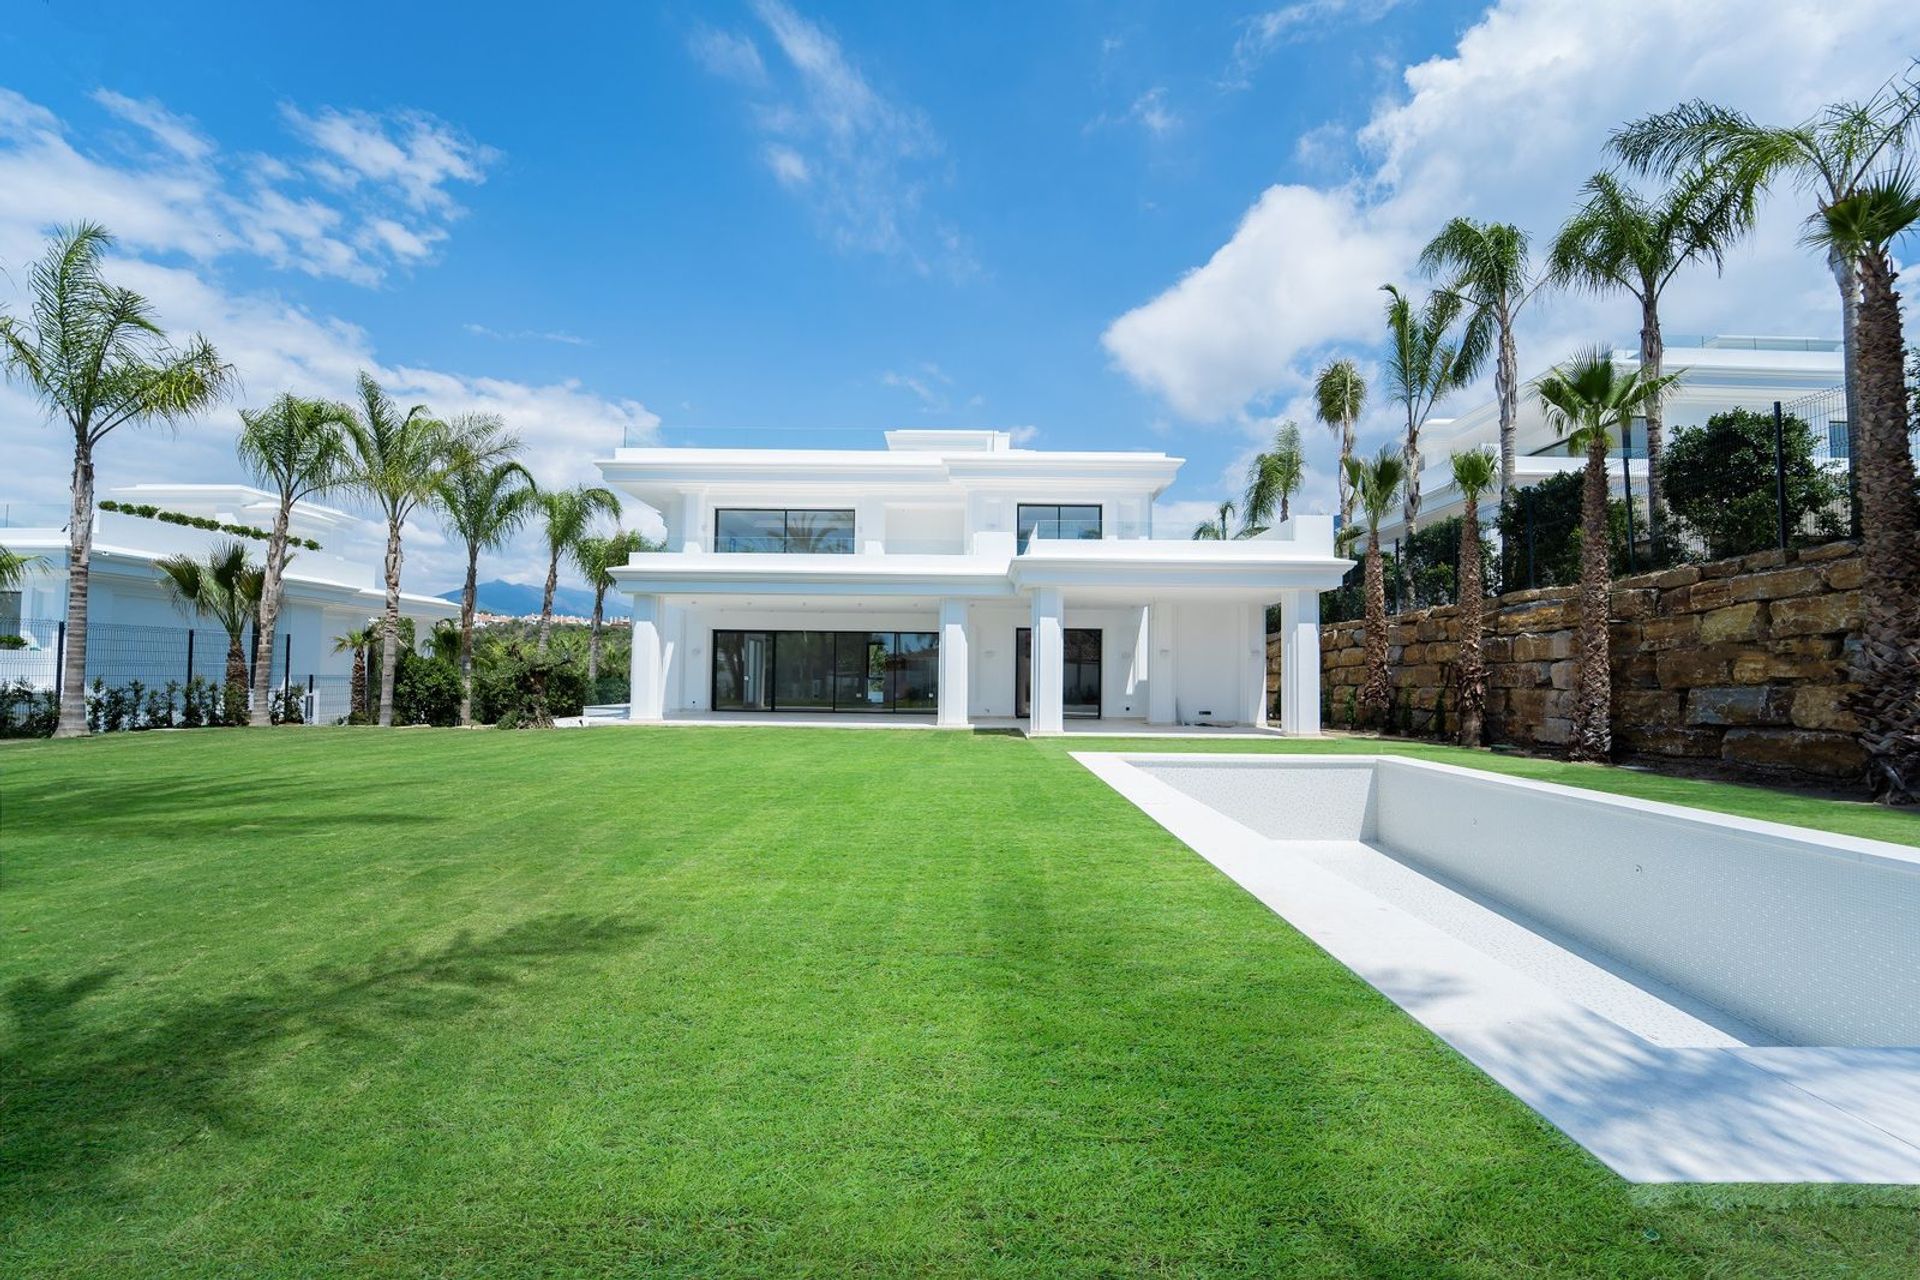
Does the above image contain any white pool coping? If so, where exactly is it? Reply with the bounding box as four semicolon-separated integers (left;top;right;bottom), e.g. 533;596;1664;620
1076;751;1920;1184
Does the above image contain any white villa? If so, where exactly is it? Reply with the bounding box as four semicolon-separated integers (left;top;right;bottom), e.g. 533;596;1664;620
596;429;1351;734
1;484;458;721
1378;335;1846;541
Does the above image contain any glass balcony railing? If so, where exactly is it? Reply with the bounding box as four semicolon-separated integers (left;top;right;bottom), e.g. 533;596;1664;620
0;503;71;529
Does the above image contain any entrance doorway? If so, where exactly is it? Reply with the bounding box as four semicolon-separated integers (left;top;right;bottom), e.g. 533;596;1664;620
1015;627;1102;719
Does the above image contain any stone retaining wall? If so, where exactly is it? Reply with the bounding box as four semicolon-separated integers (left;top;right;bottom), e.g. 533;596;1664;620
1292;540;1865;779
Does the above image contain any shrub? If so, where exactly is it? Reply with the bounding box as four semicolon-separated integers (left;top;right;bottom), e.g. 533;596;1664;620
475;641;588;728
0;634;26;650
1497;471;1634;589
270;686;305;725
393;649;461;726
0;680;58;737
1663;408;1849;560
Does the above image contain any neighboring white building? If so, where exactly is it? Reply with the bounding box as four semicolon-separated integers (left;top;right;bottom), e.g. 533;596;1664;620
594;429;1350;734
1379;335;1845;541
0;483;458;722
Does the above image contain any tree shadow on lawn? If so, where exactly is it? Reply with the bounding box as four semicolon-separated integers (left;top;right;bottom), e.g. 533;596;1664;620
0;913;652;1212
6;773;444;839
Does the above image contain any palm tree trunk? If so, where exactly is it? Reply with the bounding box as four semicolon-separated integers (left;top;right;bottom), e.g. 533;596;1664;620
1846;246;1920;804
350;646;367;721
224;635;249;724
1360;529;1391;728
537;551;559;657
459;546;479;727
1279;492;1291;525
377;520;403;727
1495;313;1518;502
249;499;293;727
53;439;95;737
1400;418;1420;607
1338;416;1356;527
1639;296;1666;551
1832;246;1863;498
1456;502;1486;747
1570;433;1614;762
587;588;605;686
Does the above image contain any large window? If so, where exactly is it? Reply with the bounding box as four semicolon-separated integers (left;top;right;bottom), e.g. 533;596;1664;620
711;630;938;712
1017;503;1102;543
1015;627;1102;718
715;508;855;553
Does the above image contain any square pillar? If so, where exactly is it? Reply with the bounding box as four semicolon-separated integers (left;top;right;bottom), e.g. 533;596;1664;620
628;593;666;722
1278;589;1322;736
1243;602;1270;728
937;598;970;727
1146;601;1176;725
1028;587;1064;736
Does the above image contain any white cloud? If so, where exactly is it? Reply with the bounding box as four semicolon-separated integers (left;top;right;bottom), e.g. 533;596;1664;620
0;91;656;590
280;105;496;215
464;323;592;347
1110;0;1920;425
1088;87;1181;138
692;1;966;274
880;361;954;409
1224;0;1406;89
91;89;214;162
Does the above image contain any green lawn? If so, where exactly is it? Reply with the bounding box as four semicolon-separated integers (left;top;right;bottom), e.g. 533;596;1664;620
3;728;1918;1278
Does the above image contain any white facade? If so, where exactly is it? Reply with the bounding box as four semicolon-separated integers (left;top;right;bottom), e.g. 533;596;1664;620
0;483;458;721
1380;335;1845;540
595;429;1350;734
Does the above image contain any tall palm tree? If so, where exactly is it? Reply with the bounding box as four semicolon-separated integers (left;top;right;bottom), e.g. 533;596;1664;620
333;624;376;722
1313;359;1366;526
1380;283;1488;602
1810;175;1920;802
1241;420;1306;532
1610;74;1920;446
1190;500;1237;541
1419;218;1538;501
1345;446;1405;729
1536;347;1680;764
573;528;657;685
533;484;621;655
433;417;535;726
156;541;263;725
0;223;233;736
235;394;353;726
1547;167;1757;540
341;373;461;727
1448;448;1499;747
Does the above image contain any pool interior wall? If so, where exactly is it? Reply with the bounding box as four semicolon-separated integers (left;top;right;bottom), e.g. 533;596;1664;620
1081;752;1920;1183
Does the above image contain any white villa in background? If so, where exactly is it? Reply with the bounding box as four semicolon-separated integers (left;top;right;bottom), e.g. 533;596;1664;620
595;429;1350;734
1377;335;1845;541
0;484;458;721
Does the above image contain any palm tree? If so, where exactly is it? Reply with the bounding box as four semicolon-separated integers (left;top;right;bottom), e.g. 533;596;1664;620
1345;447;1405;729
156;541;263;725
573;529;657;685
533;485;622;656
333;624;377;722
433;418;535;726
1381;283;1488;602
0;223;233;736
1419;218;1538;501
1448;448;1499;747
1610;74;1920;446
1190;500;1237;541
1810;176;1920;802
0;547;43;593
1242;420;1306;533
1313;359;1366;526
341;373;462;727
1546;167;1757;541
235;394;353;726
1536;347;1680;764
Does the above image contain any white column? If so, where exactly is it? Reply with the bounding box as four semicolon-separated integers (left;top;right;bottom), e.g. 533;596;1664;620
627;593;666;722
1028;587;1064;736
1278;589;1322;736
1146;601;1175;725
1243;603;1270;728
937;598;970;727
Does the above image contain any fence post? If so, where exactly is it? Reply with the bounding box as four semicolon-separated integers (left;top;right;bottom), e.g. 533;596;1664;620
1391;538;1401;612
1620;447;1636;574
55;620;66;698
282;633;292;695
1772;400;1791;551
185;629;194;686
1525;491;1537;589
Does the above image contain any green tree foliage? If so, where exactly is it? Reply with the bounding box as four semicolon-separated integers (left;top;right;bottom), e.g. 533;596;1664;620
1663;409;1849;559
1497;472;1632;589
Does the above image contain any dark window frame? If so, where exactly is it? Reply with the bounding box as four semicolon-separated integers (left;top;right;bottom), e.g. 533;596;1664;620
1016;503;1103;544
714;507;857;554
710;629;939;713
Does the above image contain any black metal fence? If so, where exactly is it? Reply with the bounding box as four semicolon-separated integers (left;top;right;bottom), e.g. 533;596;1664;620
1;615;357;730
1322;385;1909;623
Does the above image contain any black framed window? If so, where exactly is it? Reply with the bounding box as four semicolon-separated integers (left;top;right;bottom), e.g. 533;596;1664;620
711;630;937;712
715;508;855;553
1017;503;1102;543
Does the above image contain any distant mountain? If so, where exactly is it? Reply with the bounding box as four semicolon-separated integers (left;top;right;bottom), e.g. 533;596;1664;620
436;579;628;619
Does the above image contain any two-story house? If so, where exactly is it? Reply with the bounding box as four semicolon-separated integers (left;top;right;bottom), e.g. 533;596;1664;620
595;429;1349;734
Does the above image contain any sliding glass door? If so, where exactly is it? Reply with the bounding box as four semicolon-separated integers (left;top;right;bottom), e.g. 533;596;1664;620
711;630;938;713
1014;627;1102;718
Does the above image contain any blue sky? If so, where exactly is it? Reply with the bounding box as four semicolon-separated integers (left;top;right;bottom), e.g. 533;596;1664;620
1;1;1914;591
